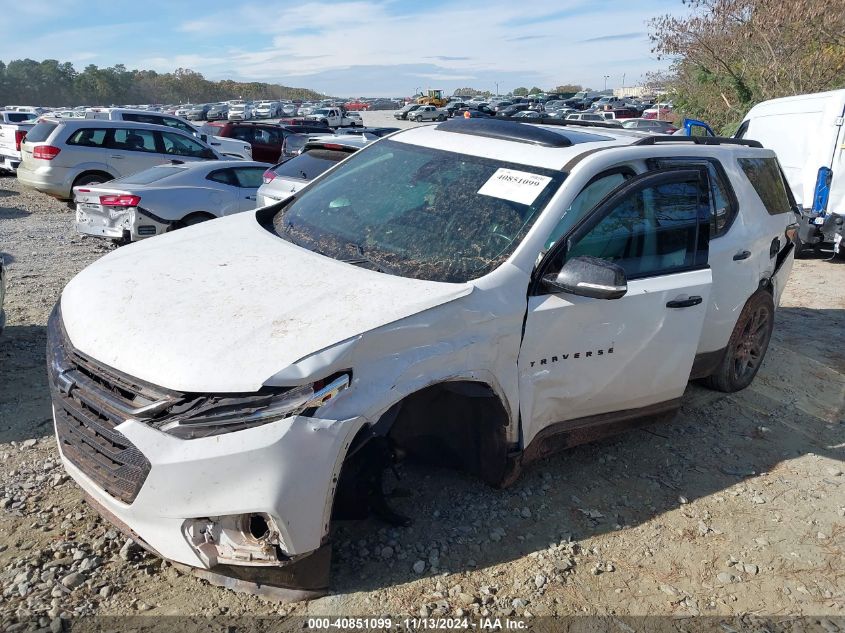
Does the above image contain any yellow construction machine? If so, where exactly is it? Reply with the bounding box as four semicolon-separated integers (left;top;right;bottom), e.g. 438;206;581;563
416;89;448;107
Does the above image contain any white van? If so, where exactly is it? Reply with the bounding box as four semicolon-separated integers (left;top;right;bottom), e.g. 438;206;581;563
737;89;845;256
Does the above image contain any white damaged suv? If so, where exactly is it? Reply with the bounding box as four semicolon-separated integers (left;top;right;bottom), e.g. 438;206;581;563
48;119;797;600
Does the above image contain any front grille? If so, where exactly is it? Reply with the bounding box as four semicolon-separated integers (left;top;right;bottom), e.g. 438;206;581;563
47;306;179;504
53;401;150;504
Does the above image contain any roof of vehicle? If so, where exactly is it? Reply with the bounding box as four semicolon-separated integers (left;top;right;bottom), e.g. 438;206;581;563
206;120;280;128
389;119;765;171
84;107;178;116
91;159;270;181
304;135;372;150
158;159;270;171
35;118;207;138
334;126;398;137
742;88;845;119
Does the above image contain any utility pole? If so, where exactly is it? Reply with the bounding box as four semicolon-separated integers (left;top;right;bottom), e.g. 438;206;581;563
495;82;499;97
622;73;626;95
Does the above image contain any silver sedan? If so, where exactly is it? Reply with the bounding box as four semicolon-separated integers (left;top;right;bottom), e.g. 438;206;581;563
256;136;371;207
73;160;271;243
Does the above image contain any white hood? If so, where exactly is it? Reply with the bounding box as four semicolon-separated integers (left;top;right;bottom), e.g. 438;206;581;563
61;213;472;392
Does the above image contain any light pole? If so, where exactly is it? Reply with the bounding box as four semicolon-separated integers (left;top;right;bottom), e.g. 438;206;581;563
603;75;610;92
621;73;626;95
495;82;499;97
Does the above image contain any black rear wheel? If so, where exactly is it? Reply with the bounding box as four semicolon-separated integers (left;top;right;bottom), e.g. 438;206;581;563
73;172;110;188
175;212;215;230
705;291;774;392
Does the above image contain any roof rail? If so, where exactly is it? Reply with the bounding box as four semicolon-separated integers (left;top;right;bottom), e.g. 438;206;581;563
632;135;763;148
498;116;625;130
435;118;573;147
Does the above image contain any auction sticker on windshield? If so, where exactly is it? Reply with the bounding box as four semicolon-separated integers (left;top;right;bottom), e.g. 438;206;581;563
477;168;553;205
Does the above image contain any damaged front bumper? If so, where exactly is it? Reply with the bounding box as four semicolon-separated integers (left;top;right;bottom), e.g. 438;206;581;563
47;307;366;600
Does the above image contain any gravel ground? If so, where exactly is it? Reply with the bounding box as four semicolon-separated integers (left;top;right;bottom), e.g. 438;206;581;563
0;137;844;628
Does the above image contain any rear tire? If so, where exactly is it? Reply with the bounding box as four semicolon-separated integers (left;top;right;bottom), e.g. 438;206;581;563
175;212;215;229
73;172;111;188
69;172;112;206
704;291;775;393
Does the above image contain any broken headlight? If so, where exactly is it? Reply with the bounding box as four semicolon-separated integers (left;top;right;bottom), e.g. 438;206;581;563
158;372;350;439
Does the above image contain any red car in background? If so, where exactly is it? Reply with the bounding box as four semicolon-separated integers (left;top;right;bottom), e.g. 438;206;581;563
345;100;370;111
204;121;330;163
642;105;673;120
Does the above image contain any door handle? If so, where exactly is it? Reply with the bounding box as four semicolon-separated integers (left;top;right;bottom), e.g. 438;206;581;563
666;296;703;308
732;250;751;261
245;195;256;200
110;155;124;159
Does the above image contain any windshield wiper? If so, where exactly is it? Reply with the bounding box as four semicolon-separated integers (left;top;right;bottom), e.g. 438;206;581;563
342;244;397;275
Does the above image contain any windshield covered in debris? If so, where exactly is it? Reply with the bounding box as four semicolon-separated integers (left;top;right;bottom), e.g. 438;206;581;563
271;139;565;283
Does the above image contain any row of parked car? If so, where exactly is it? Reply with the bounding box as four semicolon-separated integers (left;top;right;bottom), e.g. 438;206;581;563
395;93;675;127
5;89;844;262
1;106;400;243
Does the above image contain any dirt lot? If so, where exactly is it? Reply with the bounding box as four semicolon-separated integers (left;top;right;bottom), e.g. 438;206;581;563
0;168;843;628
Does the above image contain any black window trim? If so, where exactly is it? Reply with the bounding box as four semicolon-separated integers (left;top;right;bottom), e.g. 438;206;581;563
206;168;238;187
65;127;109;148
106;127;159;154
158;129;215;158
530;167;712;296
231;166;267;188
646;156;739;238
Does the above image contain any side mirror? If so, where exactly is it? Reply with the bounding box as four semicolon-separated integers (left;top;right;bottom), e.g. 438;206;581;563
542;256;627;300
200;133;208;142
200;148;217;160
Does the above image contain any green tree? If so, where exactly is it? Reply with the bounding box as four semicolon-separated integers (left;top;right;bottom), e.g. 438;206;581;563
512;87;529;96
0;58;327;106
650;0;845;133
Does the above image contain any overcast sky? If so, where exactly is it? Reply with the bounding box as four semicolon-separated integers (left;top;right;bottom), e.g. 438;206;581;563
0;0;678;96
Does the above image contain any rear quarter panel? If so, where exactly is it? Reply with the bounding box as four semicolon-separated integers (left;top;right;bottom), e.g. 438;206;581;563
139;186;236;221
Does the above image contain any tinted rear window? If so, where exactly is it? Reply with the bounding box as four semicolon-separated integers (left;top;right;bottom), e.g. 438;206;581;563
272;149;350;180
738;157;792;215
67;128;108;147
8;113;34;122
25;121;58;143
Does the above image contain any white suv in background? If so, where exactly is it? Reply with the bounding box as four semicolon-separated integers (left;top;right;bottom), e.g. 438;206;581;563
228;102;253;121
254;101;281;118
49;119;796;600
84;108;252;160
17;118;222;199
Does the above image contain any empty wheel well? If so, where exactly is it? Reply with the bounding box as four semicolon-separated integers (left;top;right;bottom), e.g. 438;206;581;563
329;381;511;527
386;381;511;486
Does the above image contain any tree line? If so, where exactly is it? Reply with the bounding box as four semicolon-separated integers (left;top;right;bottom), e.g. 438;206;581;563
650;0;845;133
0;59;326;107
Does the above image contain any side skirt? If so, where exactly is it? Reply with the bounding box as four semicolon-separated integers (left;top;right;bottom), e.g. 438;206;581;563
689;347;727;380
501;399;681;487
